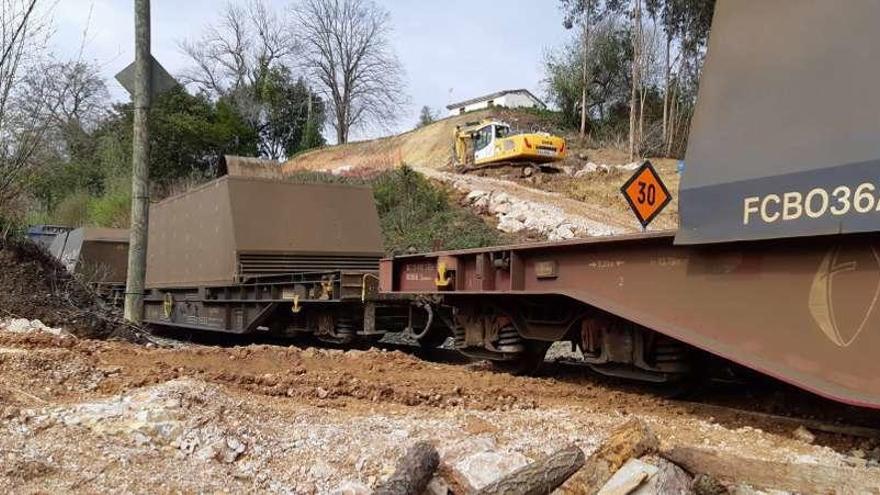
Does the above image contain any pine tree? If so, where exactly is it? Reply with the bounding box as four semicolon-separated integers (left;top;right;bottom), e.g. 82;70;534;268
299;92;325;152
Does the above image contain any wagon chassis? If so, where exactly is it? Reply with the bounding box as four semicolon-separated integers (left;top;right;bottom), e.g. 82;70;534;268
144;270;413;343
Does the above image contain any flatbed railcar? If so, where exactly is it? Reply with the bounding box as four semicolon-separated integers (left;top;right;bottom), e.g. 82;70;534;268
141;176;429;344
144;269;410;340
380;0;880;410
379;231;880;409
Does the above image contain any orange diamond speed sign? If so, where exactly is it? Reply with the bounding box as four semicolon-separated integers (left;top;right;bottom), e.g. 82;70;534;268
621;161;671;228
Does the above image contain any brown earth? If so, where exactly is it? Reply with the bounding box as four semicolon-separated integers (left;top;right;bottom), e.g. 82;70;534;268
0;239;142;342
1;329;877;493
282;108;555;174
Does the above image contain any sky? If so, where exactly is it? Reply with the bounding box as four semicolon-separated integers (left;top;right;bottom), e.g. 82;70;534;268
51;0;572;143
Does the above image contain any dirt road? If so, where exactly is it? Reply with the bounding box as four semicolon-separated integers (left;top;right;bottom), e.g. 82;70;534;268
1;326;877;494
416;166;636;239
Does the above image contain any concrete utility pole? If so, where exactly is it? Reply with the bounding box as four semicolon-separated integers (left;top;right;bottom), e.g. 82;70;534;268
124;0;152;323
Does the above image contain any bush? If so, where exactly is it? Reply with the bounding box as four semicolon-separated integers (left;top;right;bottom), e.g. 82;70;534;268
41;165;503;254
87;188;130;228
52;191;92;227
0;216;23;239
41;177;131;229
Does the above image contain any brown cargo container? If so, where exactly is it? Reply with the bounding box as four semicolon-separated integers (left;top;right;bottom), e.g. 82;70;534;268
146;176;384;289
49;227;129;284
679;0;880;244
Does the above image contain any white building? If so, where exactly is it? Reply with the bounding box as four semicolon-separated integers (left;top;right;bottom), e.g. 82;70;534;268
446;89;546;116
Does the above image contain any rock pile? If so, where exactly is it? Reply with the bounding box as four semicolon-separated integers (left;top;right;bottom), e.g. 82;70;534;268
572;161;643;178
0;318;68;337
32;379;251;464
462;189;612;240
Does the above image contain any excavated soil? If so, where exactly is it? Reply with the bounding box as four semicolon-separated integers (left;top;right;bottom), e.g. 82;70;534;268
0;239;142;342
0;328;878;494
282;108;555;175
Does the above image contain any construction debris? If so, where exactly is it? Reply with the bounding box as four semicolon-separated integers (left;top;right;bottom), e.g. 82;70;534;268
597;458;658;495
0;318;68;337
631;457;693;494
563;418;659;493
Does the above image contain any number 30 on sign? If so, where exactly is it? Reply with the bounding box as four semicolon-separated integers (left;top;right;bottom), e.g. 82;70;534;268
620;161;672;228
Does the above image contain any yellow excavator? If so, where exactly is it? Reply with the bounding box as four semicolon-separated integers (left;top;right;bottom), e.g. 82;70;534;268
452;119;566;174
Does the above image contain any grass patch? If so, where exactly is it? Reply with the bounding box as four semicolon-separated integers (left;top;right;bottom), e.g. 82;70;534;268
41;185;131;230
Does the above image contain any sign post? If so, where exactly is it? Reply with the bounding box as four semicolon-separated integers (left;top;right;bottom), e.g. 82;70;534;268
114;1;176;324
621;161;672;229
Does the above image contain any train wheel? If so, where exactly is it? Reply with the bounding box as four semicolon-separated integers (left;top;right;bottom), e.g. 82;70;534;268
490;341;551;376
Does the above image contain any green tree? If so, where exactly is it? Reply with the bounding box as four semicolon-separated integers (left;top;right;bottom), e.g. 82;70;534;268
550;0;715;156
33;84;260;222
179;3;326;158
544;19;632;130
559;0;608;139
251;67;326;158
117;86;259;187
299;95;325;153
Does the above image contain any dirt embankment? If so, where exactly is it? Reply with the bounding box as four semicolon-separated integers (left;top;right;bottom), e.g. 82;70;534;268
0;329;878;493
484;154;682;232
0;239;142;342
281;110;682;240
282;108;553;174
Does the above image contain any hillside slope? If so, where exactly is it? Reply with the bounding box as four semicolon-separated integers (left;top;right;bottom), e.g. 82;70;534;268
279;109;679;238
282;108;551;173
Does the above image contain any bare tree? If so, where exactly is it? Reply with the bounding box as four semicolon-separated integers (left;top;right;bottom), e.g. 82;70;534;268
635;9;664;155
0;0;53;217
179;0;296;97
572;0;594;142
292;0;407;144
561;0;601;142
180;0;313;159
17;60;108;156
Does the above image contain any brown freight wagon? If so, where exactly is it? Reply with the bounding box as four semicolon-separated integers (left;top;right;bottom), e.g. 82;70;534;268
49;227;129;301
143;176;413;340
379;0;880;409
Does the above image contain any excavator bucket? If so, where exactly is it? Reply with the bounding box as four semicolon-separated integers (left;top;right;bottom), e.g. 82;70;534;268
677;0;880;244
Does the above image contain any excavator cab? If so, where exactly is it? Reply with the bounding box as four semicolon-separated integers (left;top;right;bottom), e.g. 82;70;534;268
453;119;566;171
473;123;511;163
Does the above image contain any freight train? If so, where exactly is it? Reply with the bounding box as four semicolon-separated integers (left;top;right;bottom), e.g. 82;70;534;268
43;0;880;410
